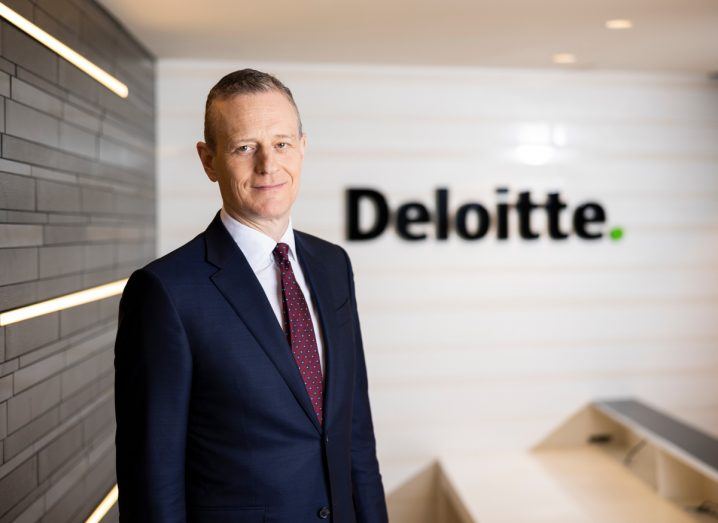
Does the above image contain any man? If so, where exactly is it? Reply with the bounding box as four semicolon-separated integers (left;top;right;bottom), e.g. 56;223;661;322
114;69;389;523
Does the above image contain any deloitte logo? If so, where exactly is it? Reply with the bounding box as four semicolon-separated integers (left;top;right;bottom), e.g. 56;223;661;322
346;187;624;242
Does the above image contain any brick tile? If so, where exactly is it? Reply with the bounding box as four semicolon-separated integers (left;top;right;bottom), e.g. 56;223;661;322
11;77;63;119
36;274;82;302
59;122;96;158
38;422;83;482
36;0;82;33
83;395;114;442
3;211;47;223
60;301;101;337
0;70;9;96
0;171;35;211
0;375;11;402
61;350;107;399
36;179;81;213
0;280;39;312
38;244;83;278
0;456;37;515
0;248;37;286
43;225;88;245
16;66;66;100
0;401;7;438
5;313;59;359
5;100;60;148
8;374;61;431
4;408;59;459
81;187;114;213
13;354;64;396
63;102;101;133
2;135;97;178
0;224;43;248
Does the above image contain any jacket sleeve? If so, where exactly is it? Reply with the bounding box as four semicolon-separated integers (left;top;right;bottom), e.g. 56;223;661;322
341;248;390;523
114;268;193;522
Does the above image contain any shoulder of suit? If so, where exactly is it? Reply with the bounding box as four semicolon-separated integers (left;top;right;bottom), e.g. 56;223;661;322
133;232;208;285
294;229;349;270
294;229;349;261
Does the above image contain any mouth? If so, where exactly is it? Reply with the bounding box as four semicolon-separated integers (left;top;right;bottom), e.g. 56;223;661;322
253;182;286;191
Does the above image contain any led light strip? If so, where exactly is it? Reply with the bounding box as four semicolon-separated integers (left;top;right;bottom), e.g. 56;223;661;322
0;279;127;326
0;2;129;98
85;485;118;523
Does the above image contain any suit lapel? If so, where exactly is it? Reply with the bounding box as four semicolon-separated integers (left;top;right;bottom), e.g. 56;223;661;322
294;232;348;436
204;210;322;434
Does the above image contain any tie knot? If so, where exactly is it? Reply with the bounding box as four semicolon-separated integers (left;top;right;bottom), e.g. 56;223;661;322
273;242;290;262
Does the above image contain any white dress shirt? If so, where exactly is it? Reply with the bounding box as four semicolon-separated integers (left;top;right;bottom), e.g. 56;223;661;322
219;205;325;374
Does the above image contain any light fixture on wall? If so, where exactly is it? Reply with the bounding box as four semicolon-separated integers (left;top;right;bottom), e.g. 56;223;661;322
552;53;577;65
511;122;568;166
514;144;555;166
0;2;129;98
85;485;118;523
0;279;128;326
605;19;633;29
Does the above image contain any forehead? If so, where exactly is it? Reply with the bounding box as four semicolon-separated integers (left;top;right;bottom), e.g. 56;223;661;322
212;90;299;138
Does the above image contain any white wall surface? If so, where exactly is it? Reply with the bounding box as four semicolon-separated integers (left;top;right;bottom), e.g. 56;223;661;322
157;61;718;491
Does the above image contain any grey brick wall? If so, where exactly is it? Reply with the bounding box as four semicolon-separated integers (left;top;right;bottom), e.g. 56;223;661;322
0;0;155;521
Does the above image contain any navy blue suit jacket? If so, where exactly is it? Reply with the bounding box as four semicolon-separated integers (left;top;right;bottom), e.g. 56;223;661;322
114;209;389;523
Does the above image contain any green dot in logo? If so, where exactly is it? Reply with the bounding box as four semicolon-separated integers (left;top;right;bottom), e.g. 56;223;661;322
610;227;624;241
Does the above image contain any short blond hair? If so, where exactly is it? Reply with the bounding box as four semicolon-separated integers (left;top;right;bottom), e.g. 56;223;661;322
203;68;303;150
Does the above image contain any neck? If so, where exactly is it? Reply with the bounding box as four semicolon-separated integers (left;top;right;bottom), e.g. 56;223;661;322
224;205;289;242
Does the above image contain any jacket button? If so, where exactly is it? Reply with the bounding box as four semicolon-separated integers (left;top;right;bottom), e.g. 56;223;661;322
324;435;330;444
318;506;331;519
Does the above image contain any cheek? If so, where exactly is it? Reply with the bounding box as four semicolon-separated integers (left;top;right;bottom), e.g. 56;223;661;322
286;157;303;179
221;176;251;204
225;164;253;186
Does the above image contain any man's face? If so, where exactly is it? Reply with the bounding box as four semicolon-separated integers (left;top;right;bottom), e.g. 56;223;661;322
197;90;306;224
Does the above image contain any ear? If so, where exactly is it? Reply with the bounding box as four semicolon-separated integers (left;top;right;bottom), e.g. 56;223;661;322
299;132;307;159
196;141;218;182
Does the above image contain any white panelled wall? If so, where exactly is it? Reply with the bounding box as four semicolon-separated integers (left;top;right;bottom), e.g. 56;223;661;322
158;61;718;492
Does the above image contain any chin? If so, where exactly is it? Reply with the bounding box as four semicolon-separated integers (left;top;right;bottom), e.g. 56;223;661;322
253;204;291;221
260;196;294;216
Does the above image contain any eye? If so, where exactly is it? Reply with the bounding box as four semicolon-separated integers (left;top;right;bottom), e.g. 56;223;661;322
234;145;252;153
276;142;289;149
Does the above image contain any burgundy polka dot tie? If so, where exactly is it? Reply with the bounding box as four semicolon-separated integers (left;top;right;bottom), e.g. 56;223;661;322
272;242;324;425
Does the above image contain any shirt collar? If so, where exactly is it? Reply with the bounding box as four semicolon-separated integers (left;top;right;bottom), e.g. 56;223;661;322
219;205;296;273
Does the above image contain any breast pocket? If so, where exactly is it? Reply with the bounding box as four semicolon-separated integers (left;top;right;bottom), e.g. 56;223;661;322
188;506;265;523
334;297;352;327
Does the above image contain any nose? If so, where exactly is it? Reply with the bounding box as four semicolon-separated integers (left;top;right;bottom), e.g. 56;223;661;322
255;145;278;175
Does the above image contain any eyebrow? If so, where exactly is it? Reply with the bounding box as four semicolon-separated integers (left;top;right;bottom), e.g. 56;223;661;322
230;134;296;145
